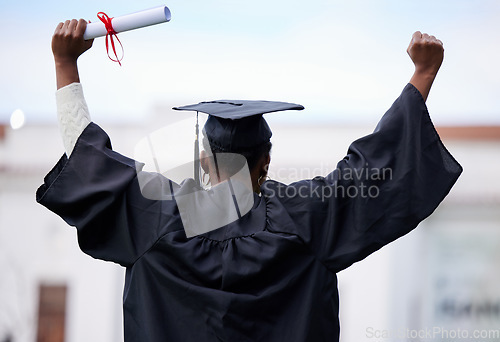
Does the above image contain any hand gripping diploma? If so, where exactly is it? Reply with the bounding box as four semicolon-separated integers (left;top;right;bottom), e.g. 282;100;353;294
52;19;93;90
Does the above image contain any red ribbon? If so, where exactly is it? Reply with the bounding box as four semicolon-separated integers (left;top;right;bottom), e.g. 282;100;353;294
97;12;124;66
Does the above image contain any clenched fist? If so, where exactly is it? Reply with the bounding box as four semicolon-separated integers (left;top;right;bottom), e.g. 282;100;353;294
407;32;444;101
407;31;444;78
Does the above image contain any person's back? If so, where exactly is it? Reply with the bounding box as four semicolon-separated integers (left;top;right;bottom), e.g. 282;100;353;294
120;191;340;341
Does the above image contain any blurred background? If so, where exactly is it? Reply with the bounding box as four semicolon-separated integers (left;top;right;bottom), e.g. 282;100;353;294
1;0;499;341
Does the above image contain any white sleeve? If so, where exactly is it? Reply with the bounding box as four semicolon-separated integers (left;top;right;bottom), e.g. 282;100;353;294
56;82;92;156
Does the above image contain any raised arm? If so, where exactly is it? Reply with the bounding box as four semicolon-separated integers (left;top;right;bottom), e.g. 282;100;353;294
52;19;94;156
407;31;444;102
270;32;462;273
52;19;93;89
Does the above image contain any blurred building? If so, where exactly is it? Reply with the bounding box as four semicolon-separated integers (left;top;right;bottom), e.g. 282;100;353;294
0;117;499;342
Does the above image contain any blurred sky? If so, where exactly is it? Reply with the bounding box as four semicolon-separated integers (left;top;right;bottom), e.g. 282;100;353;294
1;0;500;127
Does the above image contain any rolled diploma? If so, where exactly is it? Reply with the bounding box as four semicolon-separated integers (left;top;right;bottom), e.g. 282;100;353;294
83;5;171;40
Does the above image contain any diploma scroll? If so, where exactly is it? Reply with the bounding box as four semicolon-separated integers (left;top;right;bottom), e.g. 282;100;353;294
83;5;171;40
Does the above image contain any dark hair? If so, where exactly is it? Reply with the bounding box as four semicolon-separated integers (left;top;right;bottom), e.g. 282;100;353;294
202;137;272;176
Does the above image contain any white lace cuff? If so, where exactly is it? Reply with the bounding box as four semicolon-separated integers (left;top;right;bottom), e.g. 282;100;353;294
56;83;91;156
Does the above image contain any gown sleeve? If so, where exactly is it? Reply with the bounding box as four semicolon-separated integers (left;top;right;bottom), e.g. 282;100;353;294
264;83;463;273
36;123;180;267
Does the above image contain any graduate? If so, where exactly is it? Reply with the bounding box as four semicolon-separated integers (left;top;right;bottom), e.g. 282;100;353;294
37;19;462;342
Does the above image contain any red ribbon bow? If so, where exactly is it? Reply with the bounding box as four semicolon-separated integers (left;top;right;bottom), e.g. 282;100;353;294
97;12;124;66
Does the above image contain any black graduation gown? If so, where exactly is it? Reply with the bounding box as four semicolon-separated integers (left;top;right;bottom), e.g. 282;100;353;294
36;84;462;342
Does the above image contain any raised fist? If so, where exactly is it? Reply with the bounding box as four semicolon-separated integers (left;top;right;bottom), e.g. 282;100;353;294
407;31;444;77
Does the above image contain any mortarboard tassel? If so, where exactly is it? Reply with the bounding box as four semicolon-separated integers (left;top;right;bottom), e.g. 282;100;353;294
194;112;200;186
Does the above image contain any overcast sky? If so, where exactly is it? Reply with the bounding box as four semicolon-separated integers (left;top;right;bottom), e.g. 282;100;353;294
1;0;499;127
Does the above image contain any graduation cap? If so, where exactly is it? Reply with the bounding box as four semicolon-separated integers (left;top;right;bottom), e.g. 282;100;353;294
173;100;304;185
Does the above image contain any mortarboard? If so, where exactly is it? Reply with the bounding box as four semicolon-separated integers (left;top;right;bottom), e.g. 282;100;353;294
173;100;304;185
173;100;304;150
